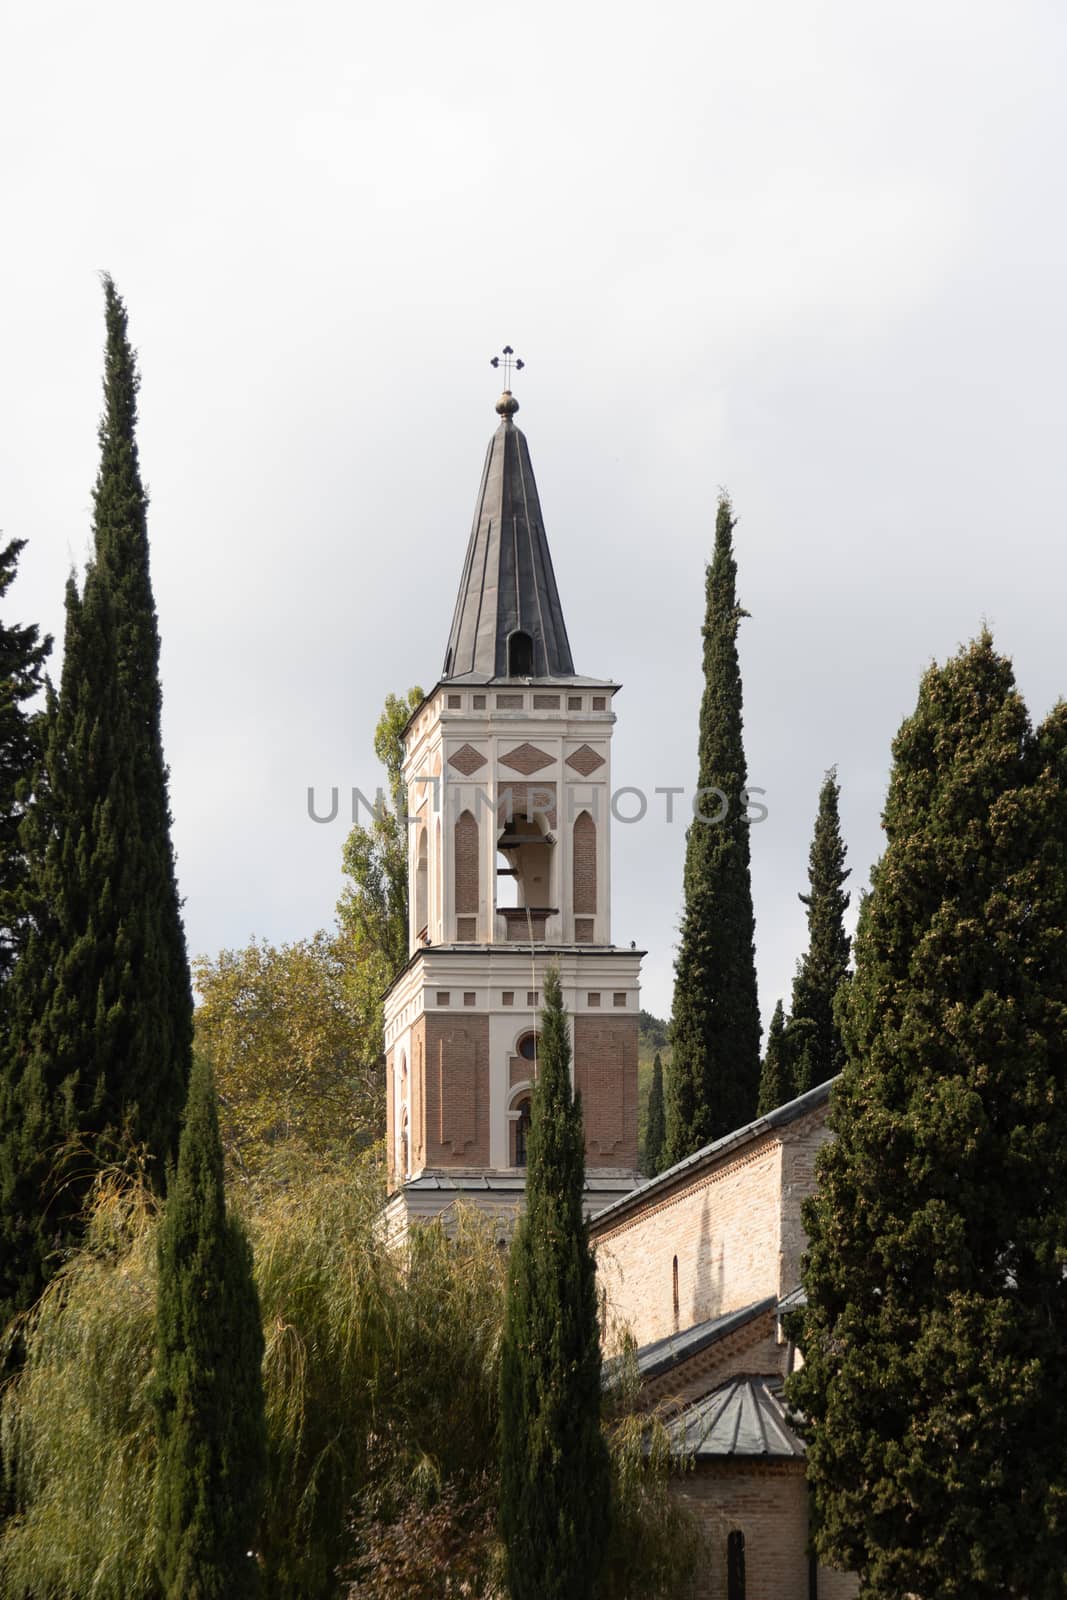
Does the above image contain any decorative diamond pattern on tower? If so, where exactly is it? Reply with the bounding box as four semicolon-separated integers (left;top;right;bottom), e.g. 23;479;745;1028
448;743;488;776
499;742;554;775
565;743;606;776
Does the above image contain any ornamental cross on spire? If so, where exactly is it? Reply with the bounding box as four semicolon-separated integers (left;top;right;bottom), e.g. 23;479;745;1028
490;345;524;389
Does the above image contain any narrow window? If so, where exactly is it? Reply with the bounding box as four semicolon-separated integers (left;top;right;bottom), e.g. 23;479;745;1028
507;630;534;677
414;826;428;941
672;1255;680;1329
727;1531;746;1600
514;1098;532;1167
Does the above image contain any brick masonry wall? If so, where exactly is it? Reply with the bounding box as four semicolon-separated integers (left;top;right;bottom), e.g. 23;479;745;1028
574;1014;638;1169
416;1013;491;1167
671;1462;859;1600
572;809;597;914
638;1317;784;1410
778;1112;833;1295
595;1139;783;1347
454;810;479;916
672;1462;810;1600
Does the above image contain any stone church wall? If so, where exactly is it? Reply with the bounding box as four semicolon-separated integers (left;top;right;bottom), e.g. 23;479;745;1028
778;1110;835;1295
594;1137;783;1347
671;1463;859;1600
672;1461;809;1600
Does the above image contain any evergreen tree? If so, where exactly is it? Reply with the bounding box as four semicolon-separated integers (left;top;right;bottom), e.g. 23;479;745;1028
0;279;192;1327
644;1052;666;1176
785;768;850;1090
666;495;761;1161
0;538;51;981
153;1053;266;1598
499;968;610;1600
756;1000;791;1115
791;636;1067;1600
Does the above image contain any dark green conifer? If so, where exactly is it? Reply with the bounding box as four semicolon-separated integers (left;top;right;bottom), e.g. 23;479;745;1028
666;495;761;1161
791;636;1067;1599
0;279;192;1327
756;1000;790;1116
153;1053;266;1599
785;769;850;1090
0;539;51;981
499;968;610;1600
644;1052;666;1176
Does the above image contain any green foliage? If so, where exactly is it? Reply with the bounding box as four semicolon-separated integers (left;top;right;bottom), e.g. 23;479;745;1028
337;687;423;1082
499;968;611;1600
194;933;383;1181
784;768;851;1090
153;1056;266;1598
666;494;761;1163
0;1139;697;1600
0;538;51;982
756;1000;790;1116
638;1010;669;1053
0;279;192;1328
644;1054;666;1176
790;635;1067;1600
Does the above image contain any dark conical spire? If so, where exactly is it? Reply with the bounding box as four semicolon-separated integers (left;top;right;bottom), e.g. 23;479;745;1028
442;394;575;681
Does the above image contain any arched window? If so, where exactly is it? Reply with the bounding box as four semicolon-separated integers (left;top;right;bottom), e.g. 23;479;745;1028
507;630;534;677
514;1098;532;1167
415;827;428;941
573;810;597;917
727;1531;745;1600
517;1031;540;1062
672;1255;680;1330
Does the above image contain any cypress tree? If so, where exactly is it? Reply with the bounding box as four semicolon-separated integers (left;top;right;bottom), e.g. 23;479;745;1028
756;999;790;1116
499;967;610;1600
644;1052;666;1176
153;1053;266;1598
785;768;850;1090
666;494;761;1161
0;538;51;981
791;635;1067;1599
0;279;192;1327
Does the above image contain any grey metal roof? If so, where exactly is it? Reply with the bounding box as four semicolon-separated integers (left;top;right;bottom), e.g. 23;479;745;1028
663;1376;805;1461
589;1078;835;1234
777;1285;808;1313
631;1298;777;1382
442;414;575;681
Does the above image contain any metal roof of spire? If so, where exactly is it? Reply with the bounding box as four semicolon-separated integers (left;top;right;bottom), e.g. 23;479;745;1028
441;372;576;682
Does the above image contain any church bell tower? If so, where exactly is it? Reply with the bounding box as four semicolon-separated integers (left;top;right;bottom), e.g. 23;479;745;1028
382;367;643;1227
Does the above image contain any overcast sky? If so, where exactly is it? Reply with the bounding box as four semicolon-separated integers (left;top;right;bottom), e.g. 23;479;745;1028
3;0;1065;1022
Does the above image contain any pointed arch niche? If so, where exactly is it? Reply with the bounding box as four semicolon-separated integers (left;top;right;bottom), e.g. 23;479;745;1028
572;809;597;938
454;809;479;940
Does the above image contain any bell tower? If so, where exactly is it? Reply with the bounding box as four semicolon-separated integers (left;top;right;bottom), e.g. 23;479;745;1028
383;370;643;1228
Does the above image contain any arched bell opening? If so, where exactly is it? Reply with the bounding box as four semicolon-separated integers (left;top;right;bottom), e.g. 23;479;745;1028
506;629;534;677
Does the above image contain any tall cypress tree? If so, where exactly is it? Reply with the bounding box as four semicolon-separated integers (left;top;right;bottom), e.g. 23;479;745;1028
756;999;790;1116
666;494;761;1161
499;968;610;1600
644;1052;666;1176
791;636;1067;1599
153;1053;266;1598
0;539;51;982
0;279;192;1327
785;768;850;1090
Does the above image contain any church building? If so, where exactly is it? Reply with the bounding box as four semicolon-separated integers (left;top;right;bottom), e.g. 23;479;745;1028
383;377;643;1233
382;373;858;1599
